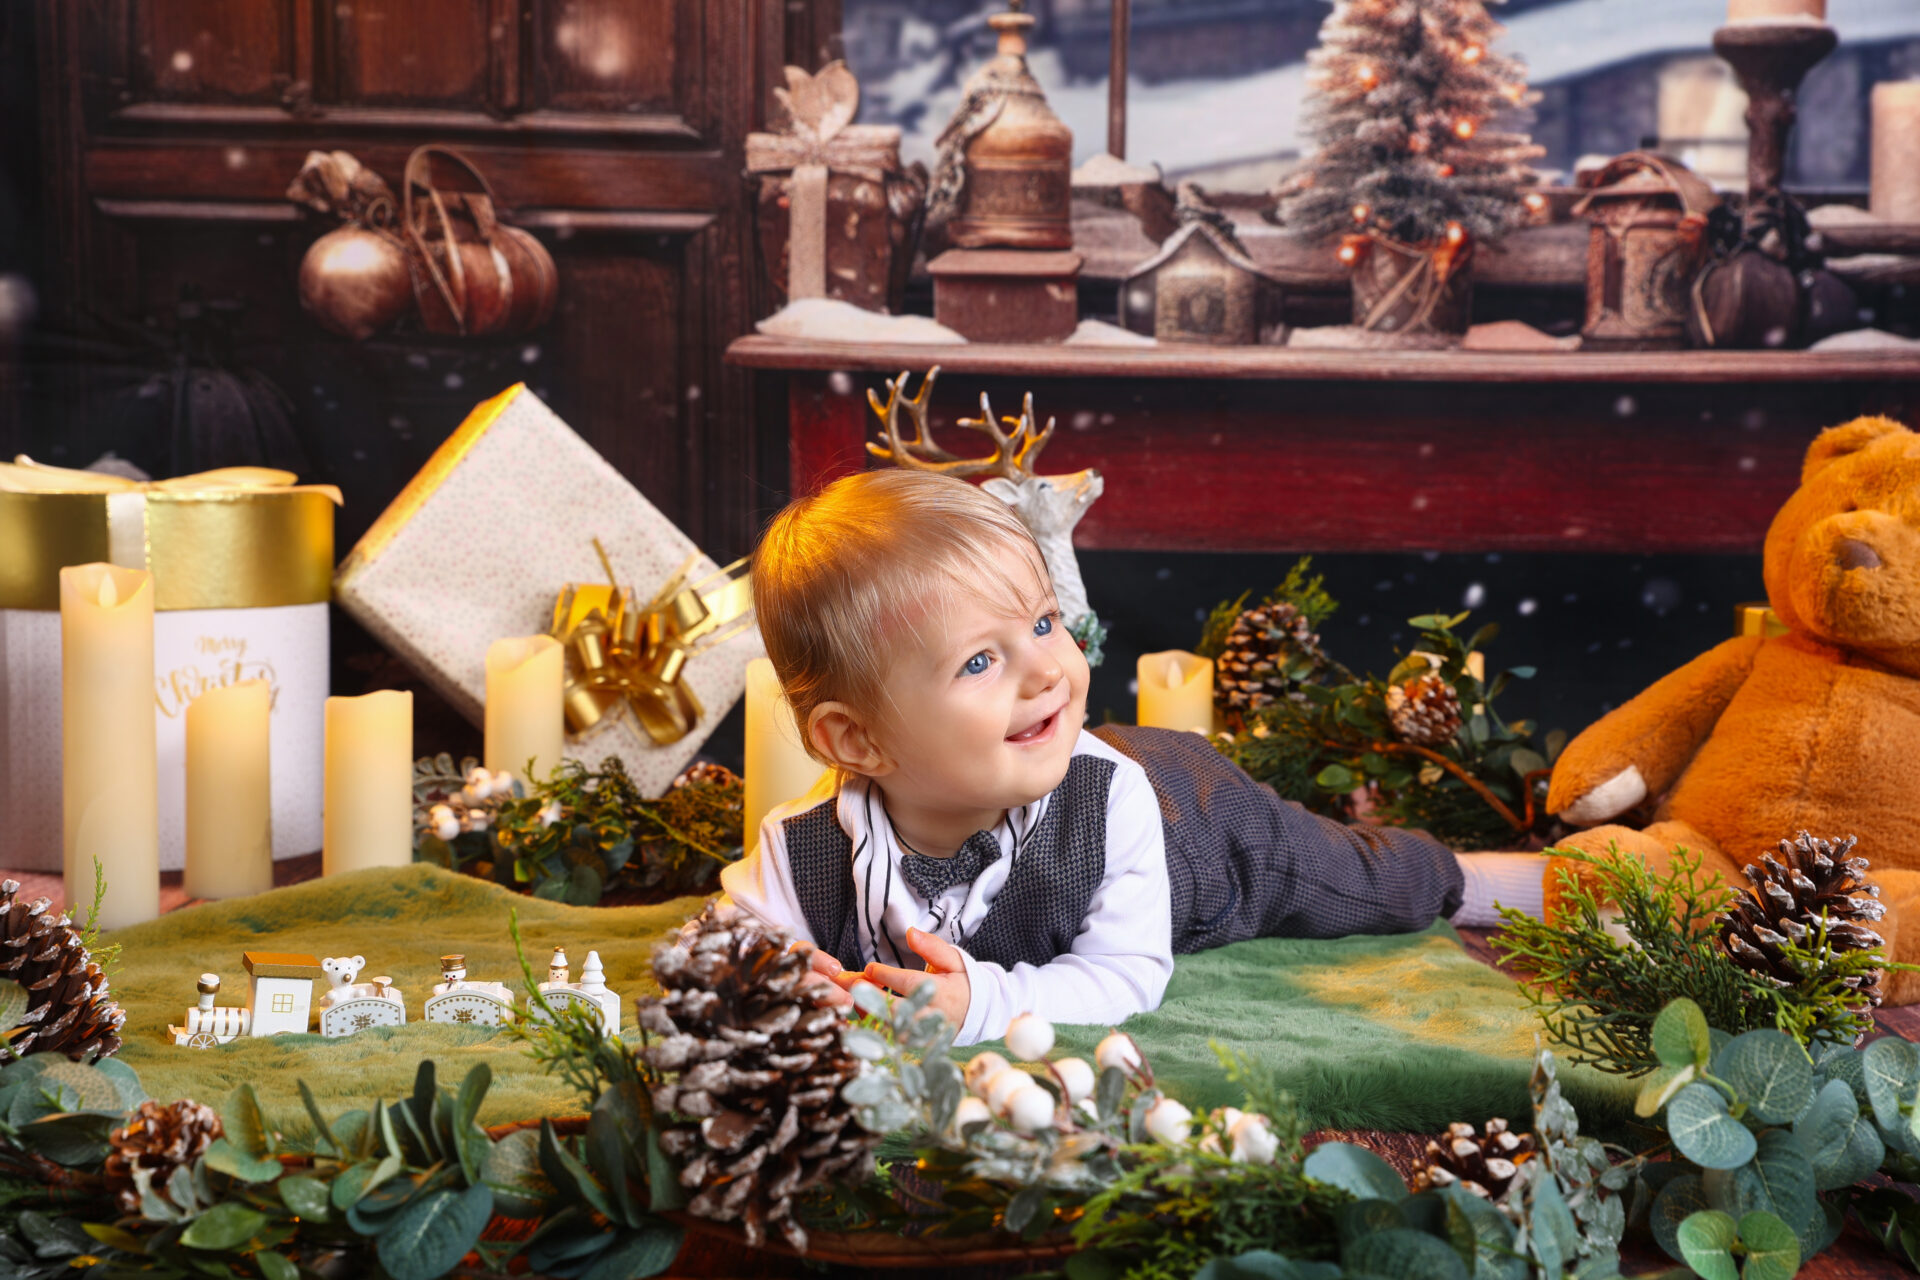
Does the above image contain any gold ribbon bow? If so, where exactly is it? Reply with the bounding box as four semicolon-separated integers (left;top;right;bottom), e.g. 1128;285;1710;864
0;457;342;611
550;543;754;746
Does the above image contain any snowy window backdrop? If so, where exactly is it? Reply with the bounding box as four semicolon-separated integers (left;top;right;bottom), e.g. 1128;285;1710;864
842;0;1920;193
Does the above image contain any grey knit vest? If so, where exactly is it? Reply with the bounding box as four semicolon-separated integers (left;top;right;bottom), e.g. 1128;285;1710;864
781;754;1115;970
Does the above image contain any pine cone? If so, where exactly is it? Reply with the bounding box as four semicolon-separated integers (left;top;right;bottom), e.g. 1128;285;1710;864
1387;671;1464;747
0;881;125;1063
1409;1118;1536;1199
1216;601;1331;712
103;1100;223;1214
1719;832;1885;1004
640;906;878;1252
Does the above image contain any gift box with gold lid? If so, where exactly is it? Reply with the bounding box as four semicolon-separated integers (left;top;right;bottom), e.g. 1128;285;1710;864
335;383;762;795
0;462;339;872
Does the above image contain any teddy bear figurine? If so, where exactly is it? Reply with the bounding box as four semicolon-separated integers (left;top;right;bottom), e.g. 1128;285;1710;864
1544;415;1920;1001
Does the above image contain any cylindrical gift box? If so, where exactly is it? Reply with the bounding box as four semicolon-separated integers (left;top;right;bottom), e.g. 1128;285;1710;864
0;463;338;874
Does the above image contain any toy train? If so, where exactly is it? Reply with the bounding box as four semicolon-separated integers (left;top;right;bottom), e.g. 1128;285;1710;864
169;948;621;1048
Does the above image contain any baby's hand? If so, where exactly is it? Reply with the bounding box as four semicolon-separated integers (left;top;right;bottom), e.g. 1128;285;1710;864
855;928;972;1030
792;942;854;1008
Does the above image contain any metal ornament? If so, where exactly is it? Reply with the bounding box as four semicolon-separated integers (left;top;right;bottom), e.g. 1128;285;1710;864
1574;153;1715;350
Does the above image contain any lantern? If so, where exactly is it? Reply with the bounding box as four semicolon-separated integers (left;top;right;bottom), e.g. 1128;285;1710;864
1574;152;1717;350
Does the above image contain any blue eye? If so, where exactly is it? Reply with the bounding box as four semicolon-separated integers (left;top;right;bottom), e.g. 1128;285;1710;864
963;652;991;676
1034;613;1054;637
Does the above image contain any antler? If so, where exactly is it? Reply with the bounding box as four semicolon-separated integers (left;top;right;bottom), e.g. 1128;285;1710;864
957;391;1055;482
865;366;1057;482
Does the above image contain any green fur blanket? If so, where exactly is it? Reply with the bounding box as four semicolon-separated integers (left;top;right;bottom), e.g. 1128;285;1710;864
103;865;1629;1135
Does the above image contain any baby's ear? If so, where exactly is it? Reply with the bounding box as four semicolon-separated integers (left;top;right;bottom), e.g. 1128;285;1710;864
807;702;890;777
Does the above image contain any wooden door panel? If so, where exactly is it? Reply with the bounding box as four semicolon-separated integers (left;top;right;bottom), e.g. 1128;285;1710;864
331;0;495;107
133;0;293;102
529;0;677;115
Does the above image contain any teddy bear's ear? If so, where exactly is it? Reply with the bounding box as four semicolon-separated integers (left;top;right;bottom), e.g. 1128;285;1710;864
1803;416;1912;483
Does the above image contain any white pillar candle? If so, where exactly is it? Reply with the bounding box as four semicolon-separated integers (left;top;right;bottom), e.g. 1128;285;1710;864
1872;82;1920;223
59;563;160;929
1725;0;1824;22
742;657;826;855
1136;650;1215;734
184;680;274;901
484;634;564;787
323;690;414;876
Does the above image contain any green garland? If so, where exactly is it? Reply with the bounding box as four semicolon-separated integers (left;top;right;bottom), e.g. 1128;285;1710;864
1493;844;1889;1077
1213;610;1558;849
413;755;742;905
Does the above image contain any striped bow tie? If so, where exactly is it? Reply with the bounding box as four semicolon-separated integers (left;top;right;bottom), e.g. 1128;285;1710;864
900;828;1002;901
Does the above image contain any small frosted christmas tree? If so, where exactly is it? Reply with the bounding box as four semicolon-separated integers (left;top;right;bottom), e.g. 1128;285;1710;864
1278;0;1542;249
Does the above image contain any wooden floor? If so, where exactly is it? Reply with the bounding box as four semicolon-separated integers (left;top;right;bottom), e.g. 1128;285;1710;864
9;861;1914;1278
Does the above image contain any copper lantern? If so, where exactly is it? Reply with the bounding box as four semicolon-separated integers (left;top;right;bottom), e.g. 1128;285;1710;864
942;1;1073;250
1574;153;1717;350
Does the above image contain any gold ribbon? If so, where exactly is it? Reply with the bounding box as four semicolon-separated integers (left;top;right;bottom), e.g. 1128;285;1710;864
0;458;342;611
550;543;754;746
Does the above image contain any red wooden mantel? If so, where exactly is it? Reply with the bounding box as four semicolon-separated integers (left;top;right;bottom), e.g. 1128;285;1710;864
728;336;1920;555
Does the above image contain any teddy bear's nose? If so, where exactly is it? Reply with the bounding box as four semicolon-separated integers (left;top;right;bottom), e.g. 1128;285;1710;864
1837;538;1883;571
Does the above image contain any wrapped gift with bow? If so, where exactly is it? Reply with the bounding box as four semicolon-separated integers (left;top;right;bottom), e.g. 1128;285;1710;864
336;384;763;795
747;61;926;314
0;459;340;872
551;547;754;746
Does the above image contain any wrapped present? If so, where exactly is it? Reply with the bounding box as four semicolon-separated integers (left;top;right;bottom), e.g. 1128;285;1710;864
335;384;762;794
0;461;338;873
747;61;925;315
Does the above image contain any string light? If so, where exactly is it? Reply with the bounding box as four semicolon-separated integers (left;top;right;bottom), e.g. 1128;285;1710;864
1337;242;1360;265
1454;119;1476;140
1437;164;1454;178
1445;222;1465;245
1356;64;1377;88
1523;192;1548;214
1462;45;1484;64
1351;203;1371;224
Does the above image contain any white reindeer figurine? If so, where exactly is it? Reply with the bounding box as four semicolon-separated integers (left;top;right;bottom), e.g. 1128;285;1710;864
866;368;1103;633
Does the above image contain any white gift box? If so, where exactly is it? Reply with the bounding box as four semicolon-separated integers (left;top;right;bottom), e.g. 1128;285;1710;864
0;475;336;872
334;384;762;793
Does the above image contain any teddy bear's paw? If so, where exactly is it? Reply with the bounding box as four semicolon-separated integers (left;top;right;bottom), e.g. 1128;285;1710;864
1559;765;1648;826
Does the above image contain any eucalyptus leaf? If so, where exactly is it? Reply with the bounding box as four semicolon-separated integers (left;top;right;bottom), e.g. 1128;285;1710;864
375;1184;494;1280
1796;1078;1883;1191
16;1210;94;1259
1714;1030;1814;1126
1736;1209;1801;1280
1527;1166;1580;1278
1667;1083;1758;1170
1863;1036;1917;1131
1439;1185;1524;1280
256;1251;298;1280
1342;1229;1468;1280
1302;1142;1406;1202
279;1174;331;1223
202;1136;284;1184
484;1128;555;1220
89;1057;147;1111
1636;1064;1695;1119
1334;1199;1407;1249
1674;1209;1739;1280
1719;1130;1817;1256
15;1110;114;1165
1650;1174;1710;1262
578;1222;684;1280
1651;999;1711;1070
33;1061;121;1114
221;1082;272;1160
178;1202;268;1252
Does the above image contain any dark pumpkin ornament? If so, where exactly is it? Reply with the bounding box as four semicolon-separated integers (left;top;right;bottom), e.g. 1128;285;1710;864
1688;245;1802;349
403;146;558;338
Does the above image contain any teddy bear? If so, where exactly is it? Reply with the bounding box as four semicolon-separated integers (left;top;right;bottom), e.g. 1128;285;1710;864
319;955;397;1008
1544;415;1920;1002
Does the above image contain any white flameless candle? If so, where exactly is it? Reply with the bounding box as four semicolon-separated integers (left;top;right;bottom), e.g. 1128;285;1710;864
743;658;826;854
1872;83;1920;224
59;563;161;929
1136;650;1214;733
185;680;273;900
323;690;414;875
484;634;564;786
1725;0;1824;22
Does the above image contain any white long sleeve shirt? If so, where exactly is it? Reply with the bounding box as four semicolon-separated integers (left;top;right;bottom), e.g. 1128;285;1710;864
716;730;1175;1045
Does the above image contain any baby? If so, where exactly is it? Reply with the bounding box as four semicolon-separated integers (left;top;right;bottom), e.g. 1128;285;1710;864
719;469;1542;1043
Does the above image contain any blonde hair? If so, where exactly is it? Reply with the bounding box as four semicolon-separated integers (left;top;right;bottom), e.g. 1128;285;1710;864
753;470;1052;756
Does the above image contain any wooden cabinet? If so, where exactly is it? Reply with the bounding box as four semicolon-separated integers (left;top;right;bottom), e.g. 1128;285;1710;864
22;0;813;560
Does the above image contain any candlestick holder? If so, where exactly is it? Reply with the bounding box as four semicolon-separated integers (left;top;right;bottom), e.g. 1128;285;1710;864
1711;22;1836;215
